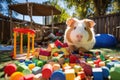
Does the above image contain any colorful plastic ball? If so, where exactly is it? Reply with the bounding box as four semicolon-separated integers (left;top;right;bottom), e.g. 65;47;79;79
53;52;59;57
4;63;17;76
37;60;44;67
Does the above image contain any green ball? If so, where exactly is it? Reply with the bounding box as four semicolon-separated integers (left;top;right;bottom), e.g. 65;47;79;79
37;61;43;67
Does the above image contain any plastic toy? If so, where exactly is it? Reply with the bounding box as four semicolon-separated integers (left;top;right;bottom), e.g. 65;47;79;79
4;63;17;76
10;72;24;80
94;34;117;48
13;28;35;58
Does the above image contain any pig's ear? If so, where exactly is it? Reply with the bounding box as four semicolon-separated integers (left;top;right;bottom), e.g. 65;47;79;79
84;19;96;28
66;18;76;28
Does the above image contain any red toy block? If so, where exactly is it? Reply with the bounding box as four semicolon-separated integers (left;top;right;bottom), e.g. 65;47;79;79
4;63;17;76
39;48;51;56
54;40;63;47
24;74;34;80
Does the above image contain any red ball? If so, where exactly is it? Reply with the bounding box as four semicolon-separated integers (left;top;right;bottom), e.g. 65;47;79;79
4;63;17;76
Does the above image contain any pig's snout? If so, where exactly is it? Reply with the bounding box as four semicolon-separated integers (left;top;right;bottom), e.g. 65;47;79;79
76;34;83;42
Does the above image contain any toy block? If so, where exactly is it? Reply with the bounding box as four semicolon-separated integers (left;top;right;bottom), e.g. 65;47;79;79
33;73;42;80
23;69;32;75
28;63;35;70
106;62;114;69
17;63;29;72
32;67;41;75
102;66;109;79
42;64;53;79
64;69;75;80
69;54;78;63
77;71;86;80
39;55;49;61
92;68;103;80
54;39;63;48
99;61;105;67
25;60;33;66
4;63;17;76
24;74;34;80
50;70;66;80
73;65;82;73
52;63;60;71
39;48;51;56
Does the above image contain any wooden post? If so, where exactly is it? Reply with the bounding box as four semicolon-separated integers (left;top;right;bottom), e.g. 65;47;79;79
27;32;30;58
13;31;17;58
32;34;35;52
20;33;23;54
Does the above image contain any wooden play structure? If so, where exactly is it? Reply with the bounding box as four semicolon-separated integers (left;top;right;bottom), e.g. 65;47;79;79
13;28;35;59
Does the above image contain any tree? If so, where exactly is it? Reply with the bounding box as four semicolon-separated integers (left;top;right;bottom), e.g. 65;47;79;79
93;0;112;16
0;0;17;16
49;0;70;23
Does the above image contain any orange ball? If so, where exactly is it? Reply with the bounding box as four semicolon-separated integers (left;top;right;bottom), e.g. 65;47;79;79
53;52;59;57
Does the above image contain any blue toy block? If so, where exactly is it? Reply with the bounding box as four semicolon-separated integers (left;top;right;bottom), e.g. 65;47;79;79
106;62;114;69
102;66;109;78
32;67;41;75
50;70;66;80
92;68;103;80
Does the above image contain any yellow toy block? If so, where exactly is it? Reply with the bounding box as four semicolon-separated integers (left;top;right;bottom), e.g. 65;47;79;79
39;55;49;61
64;69;75;80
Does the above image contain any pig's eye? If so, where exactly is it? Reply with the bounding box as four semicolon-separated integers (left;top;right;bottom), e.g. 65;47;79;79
74;27;76;30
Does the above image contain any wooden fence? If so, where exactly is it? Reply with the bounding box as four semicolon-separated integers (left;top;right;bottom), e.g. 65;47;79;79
90;13;120;41
0;13;120;43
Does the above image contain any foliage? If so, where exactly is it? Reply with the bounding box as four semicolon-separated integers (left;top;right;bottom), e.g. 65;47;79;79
0;0;18;16
64;0;120;18
48;0;70;23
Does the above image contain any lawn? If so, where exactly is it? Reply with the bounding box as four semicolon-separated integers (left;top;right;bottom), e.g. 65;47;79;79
0;45;120;80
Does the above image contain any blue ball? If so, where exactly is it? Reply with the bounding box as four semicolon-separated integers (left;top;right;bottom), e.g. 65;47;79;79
94;34;117;48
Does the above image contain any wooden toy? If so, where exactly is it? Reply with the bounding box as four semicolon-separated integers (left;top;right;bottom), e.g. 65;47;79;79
102;66;109;79
24;74;34;80
92;68;103;80
17;63;29;72
4;63;17;76
10;72;24;80
32;67;41;75
42;64;53;79
22;69;32;75
28;63;35;70
52;63;60;71
64;69;75;80
50;70;66;80
13;28;35;58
